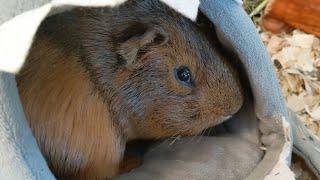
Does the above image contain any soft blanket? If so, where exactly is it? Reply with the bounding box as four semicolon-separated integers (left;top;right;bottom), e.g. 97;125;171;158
1;0;319;179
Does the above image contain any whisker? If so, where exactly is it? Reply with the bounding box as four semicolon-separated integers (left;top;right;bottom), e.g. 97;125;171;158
197;127;206;143
148;123;190;153
169;135;181;146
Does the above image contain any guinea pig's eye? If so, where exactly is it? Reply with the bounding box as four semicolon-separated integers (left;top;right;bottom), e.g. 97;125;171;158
175;66;192;85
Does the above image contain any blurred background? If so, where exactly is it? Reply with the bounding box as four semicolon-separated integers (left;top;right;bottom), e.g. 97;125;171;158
244;1;320;179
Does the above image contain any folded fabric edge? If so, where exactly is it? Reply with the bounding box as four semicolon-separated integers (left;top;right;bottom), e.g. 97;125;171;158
0;72;55;179
290;110;320;178
199;0;294;179
263;118;295;180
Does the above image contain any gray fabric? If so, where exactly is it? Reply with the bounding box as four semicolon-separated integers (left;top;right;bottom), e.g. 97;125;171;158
3;0;320;179
290;111;320;178
0;72;55;180
115;98;265;180
199;1;293;179
0;0;50;24
116;137;263;180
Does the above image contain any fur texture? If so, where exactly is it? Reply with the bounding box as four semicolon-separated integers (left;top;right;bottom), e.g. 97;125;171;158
16;0;244;179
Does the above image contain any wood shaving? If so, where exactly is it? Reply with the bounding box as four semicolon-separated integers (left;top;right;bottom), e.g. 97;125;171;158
260;29;320;137
260;30;320;180
243;1;318;178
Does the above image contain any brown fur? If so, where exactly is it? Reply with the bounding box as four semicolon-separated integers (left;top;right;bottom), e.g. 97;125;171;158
17;40;122;179
16;0;244;179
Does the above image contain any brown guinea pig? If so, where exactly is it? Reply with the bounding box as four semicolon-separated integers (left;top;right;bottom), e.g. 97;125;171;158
16;0;244;179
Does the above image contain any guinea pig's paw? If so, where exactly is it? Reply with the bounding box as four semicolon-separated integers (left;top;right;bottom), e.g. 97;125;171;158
119;156;143;174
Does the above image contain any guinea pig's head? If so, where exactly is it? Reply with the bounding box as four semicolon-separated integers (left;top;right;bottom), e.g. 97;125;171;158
77;6;244;140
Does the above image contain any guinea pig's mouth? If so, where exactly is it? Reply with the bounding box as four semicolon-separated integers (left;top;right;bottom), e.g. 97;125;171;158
204;115;232;129
188;115;233;136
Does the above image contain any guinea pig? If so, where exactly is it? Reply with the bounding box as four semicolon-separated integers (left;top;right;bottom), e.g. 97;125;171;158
16;0;244;179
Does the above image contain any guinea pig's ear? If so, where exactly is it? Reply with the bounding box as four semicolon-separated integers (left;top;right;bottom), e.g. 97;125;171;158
118;26;168;70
